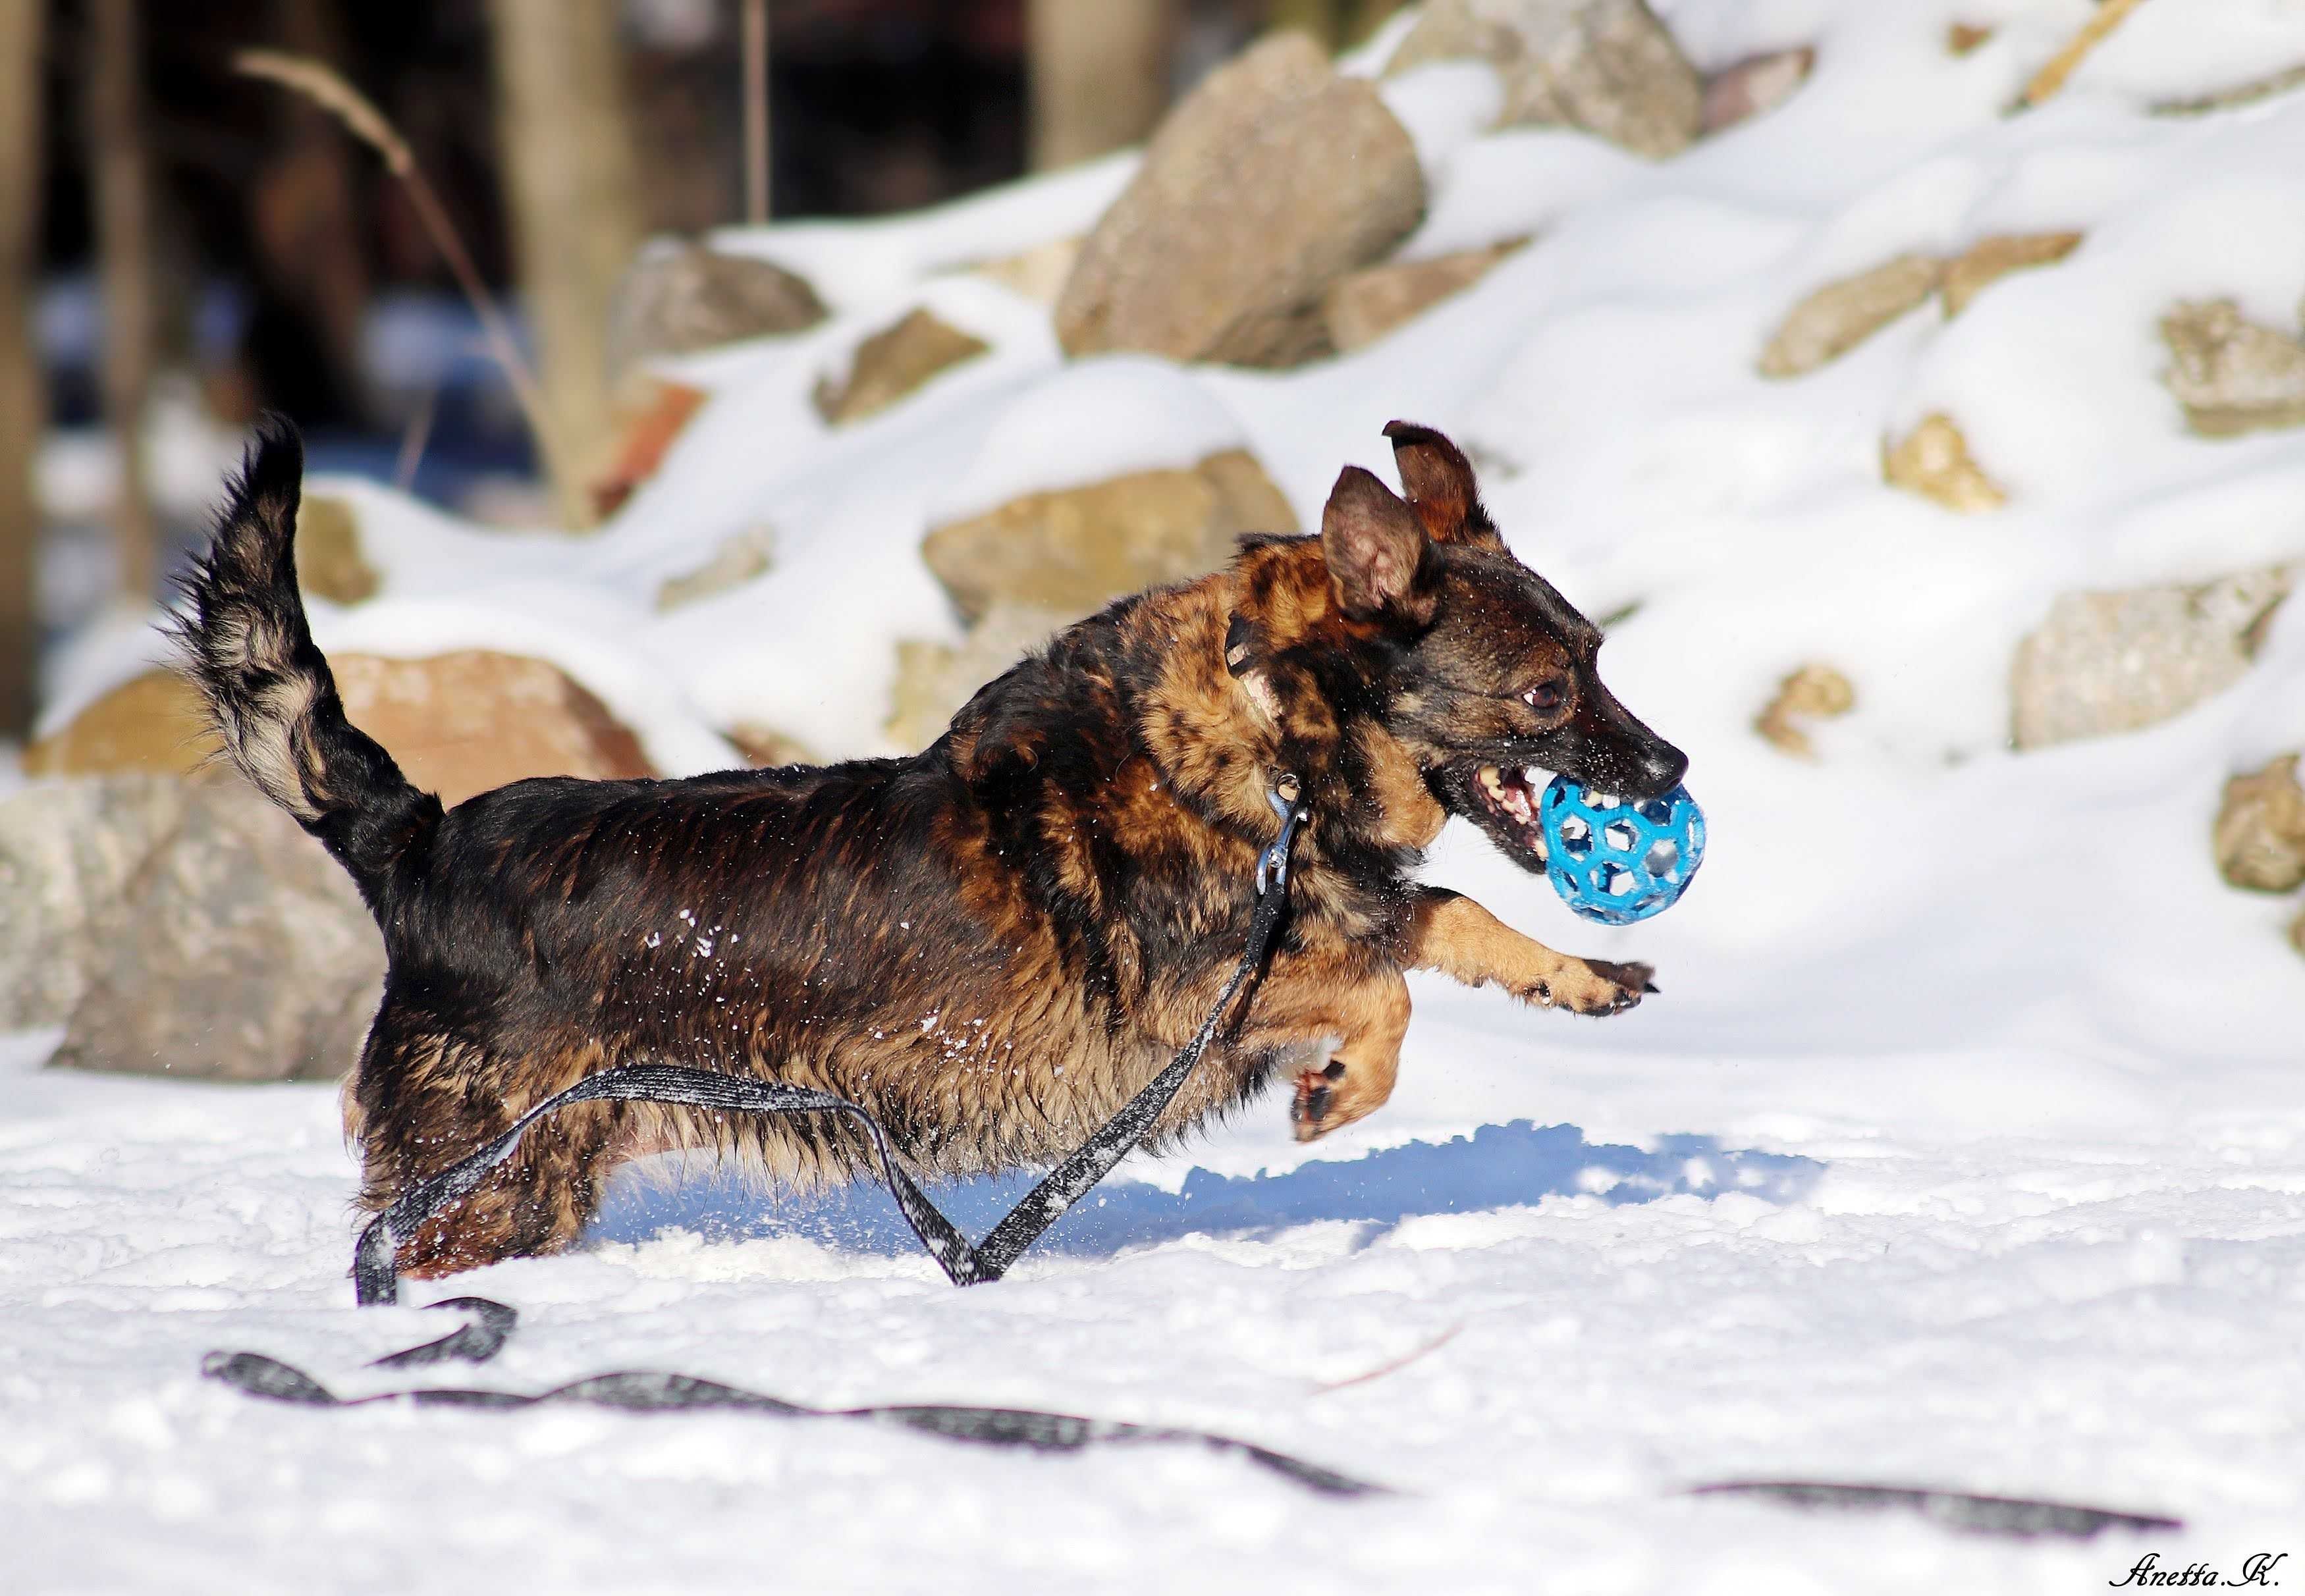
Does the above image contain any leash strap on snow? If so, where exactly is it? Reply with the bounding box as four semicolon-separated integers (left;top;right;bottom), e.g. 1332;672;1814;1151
353;784;1311;1306
202;1308;1382;1498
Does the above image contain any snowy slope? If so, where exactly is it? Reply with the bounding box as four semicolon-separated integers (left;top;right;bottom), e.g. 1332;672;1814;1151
10;2;2305;1591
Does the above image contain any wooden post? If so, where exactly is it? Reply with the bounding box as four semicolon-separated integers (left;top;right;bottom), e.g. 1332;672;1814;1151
86;0;159;603
1027;0;1175;171
485;0;645;523
0;0;45;737
742;0;769;225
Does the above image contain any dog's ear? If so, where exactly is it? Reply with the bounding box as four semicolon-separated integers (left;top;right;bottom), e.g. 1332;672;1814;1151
1322;466;1434;623
1382;420;1502;548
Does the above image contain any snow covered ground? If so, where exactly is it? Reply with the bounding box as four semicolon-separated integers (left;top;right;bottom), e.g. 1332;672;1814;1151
10;1;2305;1590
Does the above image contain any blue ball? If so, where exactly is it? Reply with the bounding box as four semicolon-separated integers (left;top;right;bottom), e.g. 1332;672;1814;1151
1538;777;1706;926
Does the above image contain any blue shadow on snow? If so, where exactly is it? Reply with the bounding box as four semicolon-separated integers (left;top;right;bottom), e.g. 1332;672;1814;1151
588;1121;1824;1262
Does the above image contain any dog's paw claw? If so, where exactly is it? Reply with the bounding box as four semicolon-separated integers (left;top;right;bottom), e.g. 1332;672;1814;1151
1538;958;1654;1017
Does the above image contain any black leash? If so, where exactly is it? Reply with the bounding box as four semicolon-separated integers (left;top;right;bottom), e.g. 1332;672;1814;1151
203;1295;1382;1498
354;780;1311;1305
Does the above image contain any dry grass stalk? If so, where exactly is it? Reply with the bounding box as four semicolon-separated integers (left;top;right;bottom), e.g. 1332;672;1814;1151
235;49;587;527
2020;0;2149;107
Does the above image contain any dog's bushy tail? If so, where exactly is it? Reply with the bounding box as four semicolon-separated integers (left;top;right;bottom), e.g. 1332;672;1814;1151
175;417;441;914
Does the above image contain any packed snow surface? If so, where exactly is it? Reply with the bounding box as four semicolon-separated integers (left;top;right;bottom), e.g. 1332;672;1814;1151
10;2;2305;1591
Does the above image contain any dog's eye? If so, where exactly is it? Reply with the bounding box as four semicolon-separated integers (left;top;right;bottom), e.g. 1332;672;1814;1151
1522;681;1566;713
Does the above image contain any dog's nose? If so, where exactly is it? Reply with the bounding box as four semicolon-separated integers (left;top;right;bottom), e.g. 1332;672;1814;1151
1637;742;1689;797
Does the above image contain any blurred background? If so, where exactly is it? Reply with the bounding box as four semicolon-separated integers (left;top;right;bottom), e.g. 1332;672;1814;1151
0;0;1417;744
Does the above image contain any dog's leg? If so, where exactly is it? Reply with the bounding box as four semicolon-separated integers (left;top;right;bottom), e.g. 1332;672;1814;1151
1232;953;1411;1142
1400;887;1652;1017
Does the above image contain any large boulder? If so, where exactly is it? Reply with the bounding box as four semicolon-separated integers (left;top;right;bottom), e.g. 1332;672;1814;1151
2213;755;2305;893
1758;253;1943;379
1;776;384;1081
2160;300;2305;437
1385;0;1702;157
26;652;656;807
1054;33;1425;366
921;449;1297;625
2011;566;2292;749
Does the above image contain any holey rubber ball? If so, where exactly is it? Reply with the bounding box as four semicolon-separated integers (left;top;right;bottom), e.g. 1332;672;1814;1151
1538;778;1706;926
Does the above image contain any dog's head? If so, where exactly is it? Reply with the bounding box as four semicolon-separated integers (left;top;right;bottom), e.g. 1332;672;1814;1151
1299;422;1685;874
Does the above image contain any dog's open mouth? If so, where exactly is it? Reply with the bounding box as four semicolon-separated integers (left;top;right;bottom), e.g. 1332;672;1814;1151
1440;761;1557;874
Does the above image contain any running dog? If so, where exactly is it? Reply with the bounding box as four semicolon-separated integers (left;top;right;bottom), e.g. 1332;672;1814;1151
178;418;1686;1279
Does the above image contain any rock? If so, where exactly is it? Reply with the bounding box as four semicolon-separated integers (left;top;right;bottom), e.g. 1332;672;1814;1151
2011;566;2292;749
2292;905;2305;959
887;603;1076;752
1322;240;1525;353
1883;413;2007;514
922;448;1298;625
1386;0;1703;157
1758;253;1943;379
1054;33;1425;366
1702;46;1814;133
655;523;776;612
1754;663;1855;758
593;378;709;518
1941;232;2082;318
38;777;385;1082
813;307;991;426
22;670;221;778
2213;755;2305;892
606;242;827;373
1946;22;1994;55
0;775;196;1029
971;236;1083;307
30;653;657;807
2160;300;2305;436
295;494;379;604
725;723;817;769
2153;63;2305;117
326;652;655;806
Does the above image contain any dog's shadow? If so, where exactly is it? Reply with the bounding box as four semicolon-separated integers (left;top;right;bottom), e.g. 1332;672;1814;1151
588;1122;1824;1262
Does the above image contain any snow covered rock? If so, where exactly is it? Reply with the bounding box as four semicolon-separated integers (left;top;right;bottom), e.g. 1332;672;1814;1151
1883;413;2005;513
326;651;655;805
593;378;709;518
1941;232;2082;319
2213;754;2305;893
813;307;991;426
1700;46;1813;134
968;236;1082;307
1054;33;1424;366
2159;300;2305;437
40;777;382;1082
22;671;220;779
655;523;775;612
293;494;379;604
887;602;1075;752
29;656;656;807
921;449;1296;626
1321;239;1525;354
1758;253;1943;379
1384;0;1702;157
0;776;190;1030
1754;663;1855;760
606;241;827;373
2011;567;2293;750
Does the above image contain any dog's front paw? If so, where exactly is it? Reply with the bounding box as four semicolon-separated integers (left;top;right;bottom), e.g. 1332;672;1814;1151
1519;957;1656;1017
